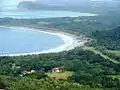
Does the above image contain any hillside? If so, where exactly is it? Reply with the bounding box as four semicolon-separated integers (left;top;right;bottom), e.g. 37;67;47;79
92;27;120;50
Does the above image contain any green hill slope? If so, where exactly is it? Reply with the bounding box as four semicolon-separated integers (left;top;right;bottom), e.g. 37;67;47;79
92;27;120;50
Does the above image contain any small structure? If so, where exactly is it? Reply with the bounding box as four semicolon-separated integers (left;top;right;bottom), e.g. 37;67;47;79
52;67;60;73
19;74;23;77
31;70;35;73
23;70;35;75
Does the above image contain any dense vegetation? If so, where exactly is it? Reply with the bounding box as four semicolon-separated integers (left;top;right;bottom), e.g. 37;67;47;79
0;75;93;90
92;27;120;50
90;26;120;64
0;48;119;90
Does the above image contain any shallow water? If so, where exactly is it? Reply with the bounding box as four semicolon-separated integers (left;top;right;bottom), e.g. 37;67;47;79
0;27;64;54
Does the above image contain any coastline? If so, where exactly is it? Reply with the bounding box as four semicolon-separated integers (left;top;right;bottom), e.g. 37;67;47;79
0;26;87;56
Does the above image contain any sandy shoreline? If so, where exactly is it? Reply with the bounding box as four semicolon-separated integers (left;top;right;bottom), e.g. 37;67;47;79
0;26;87;56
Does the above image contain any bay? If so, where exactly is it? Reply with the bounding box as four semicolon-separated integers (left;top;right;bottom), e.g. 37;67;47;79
0;27;64;54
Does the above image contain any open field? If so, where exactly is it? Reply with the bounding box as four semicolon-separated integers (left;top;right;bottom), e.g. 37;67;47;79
107;75;120;80
47;71;73;79
107;50;120;56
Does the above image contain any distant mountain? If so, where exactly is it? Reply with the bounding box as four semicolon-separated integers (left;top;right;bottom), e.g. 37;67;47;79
17;0;120;10
18;1;40;10
17;0;89;9
17;1;51;10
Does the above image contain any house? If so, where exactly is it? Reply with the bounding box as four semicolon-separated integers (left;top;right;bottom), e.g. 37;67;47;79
23;70;35;74
52;67;60;73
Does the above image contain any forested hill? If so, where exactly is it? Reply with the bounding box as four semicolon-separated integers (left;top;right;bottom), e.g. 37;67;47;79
92;27;120;50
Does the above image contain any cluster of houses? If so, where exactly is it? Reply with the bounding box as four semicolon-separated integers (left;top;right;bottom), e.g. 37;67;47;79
19;67;61;77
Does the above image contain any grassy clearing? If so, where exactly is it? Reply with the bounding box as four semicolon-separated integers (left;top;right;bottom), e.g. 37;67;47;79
83;47;120;64
107;50;120;56
47;71;73;79
107;75;120;80
68;88;104;90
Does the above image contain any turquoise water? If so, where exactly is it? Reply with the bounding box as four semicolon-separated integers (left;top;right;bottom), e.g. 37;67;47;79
0;8;96;19
0;27;64;54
